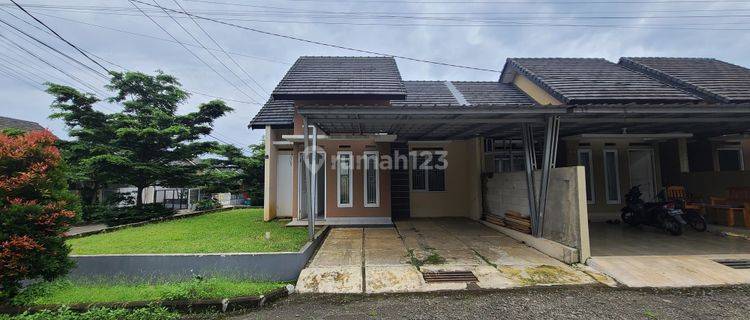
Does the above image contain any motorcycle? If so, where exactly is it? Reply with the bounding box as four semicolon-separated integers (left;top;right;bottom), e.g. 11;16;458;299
620;185;687;236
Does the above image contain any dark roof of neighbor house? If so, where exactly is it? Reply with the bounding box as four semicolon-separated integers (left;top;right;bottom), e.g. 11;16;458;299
0;116;45;132
501;58;700;104
250;80;536;128
619;57;750;103
271;56;407;100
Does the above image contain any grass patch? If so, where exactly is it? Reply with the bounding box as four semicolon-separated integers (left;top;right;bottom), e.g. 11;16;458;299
11;277;287;306
67;209;309;254
0;307;178;320
407;249;446;269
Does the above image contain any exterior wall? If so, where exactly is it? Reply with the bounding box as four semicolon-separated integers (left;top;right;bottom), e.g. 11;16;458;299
483;166;590;262
562;138;663;222
409;139;483;219
512;75;563;106
290;139;392;220
263;126;277;221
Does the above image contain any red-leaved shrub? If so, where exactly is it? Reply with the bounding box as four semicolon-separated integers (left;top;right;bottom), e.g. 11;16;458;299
0;130;77;299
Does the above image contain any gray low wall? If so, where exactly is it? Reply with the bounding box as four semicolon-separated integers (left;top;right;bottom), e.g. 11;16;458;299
68;227;328;282
484;166;590;262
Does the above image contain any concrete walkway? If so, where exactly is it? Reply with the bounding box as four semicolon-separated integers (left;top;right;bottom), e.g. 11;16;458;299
296;219;598;293
66;223;108;236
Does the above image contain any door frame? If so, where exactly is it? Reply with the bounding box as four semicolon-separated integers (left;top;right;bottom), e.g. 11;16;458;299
297;151;327;220
627;148;657;201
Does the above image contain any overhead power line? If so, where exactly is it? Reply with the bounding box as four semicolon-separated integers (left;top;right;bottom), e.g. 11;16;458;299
173;0;268;94
128;0;260;103
9;0;110;74
131;0;503;73
154;0;263;99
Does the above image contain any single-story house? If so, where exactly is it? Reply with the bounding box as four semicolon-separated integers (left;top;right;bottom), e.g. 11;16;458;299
249;56;750;260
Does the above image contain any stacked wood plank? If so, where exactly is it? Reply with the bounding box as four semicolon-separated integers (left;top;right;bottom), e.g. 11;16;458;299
484;213;505;227
502;210;532;234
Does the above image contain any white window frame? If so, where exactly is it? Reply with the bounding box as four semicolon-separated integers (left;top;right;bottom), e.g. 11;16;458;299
363;151;380;207
336;151;353;208
603;149;621;204
717;147;744;171
577;149;595;205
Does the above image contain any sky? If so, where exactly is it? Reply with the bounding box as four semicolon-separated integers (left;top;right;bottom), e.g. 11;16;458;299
1;0;750;150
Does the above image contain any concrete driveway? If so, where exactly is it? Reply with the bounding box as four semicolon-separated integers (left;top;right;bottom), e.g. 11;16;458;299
296;218;597;293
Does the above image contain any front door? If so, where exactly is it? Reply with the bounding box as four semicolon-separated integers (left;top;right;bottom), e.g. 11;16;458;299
298;152;326;220
629;149;656;201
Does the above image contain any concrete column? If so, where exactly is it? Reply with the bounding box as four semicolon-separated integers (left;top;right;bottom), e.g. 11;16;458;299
263;126;278;221
677;138;690;173
468;137;483;220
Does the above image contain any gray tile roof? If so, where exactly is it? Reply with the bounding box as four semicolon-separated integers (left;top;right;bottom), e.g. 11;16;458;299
248;98;294;129
271;56;407;100
250;80;536;128
452;81;534;105
620;57;750;103
0;116;44;132
390;81;458;106
503;58;699;104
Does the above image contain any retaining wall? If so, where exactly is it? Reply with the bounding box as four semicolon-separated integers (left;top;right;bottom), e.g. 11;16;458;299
68;227;328;282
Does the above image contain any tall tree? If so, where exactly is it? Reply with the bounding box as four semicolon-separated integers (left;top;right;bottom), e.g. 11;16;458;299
48;71;232;207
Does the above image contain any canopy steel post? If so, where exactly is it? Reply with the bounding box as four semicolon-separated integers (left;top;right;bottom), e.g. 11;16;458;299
311;125;318;238
537;115;560;237
521;123;539;236
303;118;313;240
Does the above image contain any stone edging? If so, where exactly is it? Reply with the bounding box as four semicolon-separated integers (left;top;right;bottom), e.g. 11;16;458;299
67;206;257;239
0;286;290;315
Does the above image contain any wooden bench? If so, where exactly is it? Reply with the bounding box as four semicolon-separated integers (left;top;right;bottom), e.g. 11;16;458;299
666;186;706;215
709;187;750;227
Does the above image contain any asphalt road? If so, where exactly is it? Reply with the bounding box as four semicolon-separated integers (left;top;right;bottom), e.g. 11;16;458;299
226;285;750;320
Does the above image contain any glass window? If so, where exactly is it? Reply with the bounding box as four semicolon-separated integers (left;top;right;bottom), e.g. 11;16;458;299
364;152;379;207
577;149;595;204
603;149;620;204
718;148;743;171
411;151;445;191
337;152;353;207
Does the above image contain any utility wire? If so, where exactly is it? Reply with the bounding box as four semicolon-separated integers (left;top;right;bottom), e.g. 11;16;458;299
1;7;260;105
128;0;260;103
152;0;262;99
9;0;110;74
0;17;108;79
131;0;503;73
173;0;268;94
0;32;105;95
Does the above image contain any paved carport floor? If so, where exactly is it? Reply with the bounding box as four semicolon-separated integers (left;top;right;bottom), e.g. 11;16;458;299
588;222;750;288
589;222;750;256
296;219;596;294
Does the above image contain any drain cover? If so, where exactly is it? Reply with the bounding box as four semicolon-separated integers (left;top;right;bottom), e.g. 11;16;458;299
714;259;750;269
422;271;478;283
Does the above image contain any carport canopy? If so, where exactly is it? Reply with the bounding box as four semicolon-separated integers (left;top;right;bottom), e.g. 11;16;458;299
296;102;750;238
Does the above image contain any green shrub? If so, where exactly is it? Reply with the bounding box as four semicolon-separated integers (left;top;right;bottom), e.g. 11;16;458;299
195;198;221;211
103;204;174;226
0;130;78;300
0;306;178;320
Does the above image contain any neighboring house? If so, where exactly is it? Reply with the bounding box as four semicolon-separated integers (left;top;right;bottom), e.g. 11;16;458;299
249;56;750;228
0;115;45;132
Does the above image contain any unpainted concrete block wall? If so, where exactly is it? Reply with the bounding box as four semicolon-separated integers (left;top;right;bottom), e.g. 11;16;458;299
484;166;590;260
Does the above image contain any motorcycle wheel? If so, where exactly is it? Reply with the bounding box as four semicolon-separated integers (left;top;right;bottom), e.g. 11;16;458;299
686;214;708;232
663;216;683;236
621;210;639;226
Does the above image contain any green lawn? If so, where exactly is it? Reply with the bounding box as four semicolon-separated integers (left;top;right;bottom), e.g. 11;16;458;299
67;209;309;254
11;278;287;306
